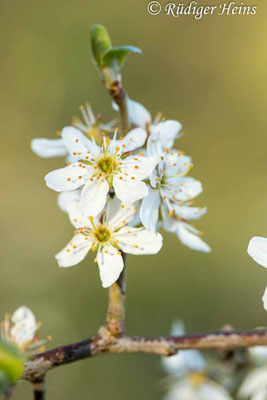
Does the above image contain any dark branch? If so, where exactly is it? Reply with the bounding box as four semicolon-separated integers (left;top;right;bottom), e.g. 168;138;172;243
32;379;46;400
23;329;267;382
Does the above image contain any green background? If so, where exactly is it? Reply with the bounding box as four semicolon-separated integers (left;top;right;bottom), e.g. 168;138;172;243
1;0;267;398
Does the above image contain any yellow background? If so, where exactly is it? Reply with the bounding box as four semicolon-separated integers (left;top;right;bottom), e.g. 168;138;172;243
0;0;267;398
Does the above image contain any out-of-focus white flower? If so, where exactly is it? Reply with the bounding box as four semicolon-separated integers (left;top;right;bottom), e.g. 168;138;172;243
72;103;114;137
165;378;233;400
247;237;267;310
0;306;48;352
114;99;182;155
55;198;163;288
45;126;157;217
162;321;206;376
31;103;112;159
162;321;232;400
238;366;267;400
249;346;267;364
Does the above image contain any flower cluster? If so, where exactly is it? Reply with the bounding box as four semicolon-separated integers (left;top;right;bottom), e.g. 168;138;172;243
31;100;210;287
238;346;267;400
161;321;232;400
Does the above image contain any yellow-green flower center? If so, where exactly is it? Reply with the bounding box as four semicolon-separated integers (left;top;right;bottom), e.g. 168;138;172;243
97;156;117;174
94;226;111;242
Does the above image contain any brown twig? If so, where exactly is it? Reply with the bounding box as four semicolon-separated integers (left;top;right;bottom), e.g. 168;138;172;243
108;80;130;134
106;255;127;336
23;329;267;383
105;72;129;337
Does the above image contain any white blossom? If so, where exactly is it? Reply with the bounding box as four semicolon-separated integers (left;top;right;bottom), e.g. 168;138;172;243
31;103;111;159
0;306;46;352
162;321;206;377
55;198;163;288
45;126;157;217
72;103;114;136
164;379;233;400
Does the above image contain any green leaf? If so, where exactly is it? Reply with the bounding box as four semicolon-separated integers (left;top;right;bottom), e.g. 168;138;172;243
102;45;142;69
0;339;24;384
90;24;112;68
0;371;10;395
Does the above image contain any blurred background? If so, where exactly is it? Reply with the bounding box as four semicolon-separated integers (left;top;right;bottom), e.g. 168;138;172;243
0;0;267;398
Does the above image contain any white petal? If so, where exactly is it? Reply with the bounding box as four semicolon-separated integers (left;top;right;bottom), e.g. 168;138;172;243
176;222;211;253
11;306;36;329
62;126;100;158
79;178;109;216
147;120;182;156
98;246;124;288
113;99;151;128
140;189;161;232
254;391;267;400
31;138;68;158
263;287;267;311
164;152;192;176
11;306;37;345
10;325;35;346
121;155;158;180
128;203;141;227
108;202;136;230
172;205;207;220
200;381;233;400
57;190;81;213
67;200;92;229
164;380;197;400
248;237;267;268
55;234;92;267
249;345;267;362
113;176;149;203
238;367;267;398
170;177;203;201
116;227;163;255
171;320;185;336
118;128;147;152
128;99;152;128
45;162;92;192
161;205;179;233
151;120;182;145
